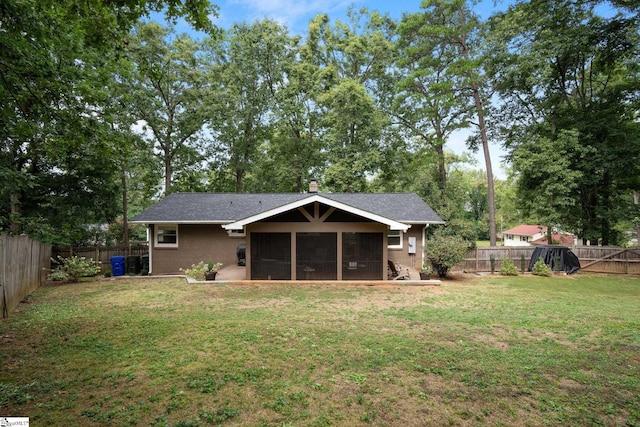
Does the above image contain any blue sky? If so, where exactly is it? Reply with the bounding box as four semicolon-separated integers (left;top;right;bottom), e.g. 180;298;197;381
212;0;509;35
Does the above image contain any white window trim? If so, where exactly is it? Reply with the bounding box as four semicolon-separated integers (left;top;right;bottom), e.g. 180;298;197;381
388;229;403;249
155;224;179;248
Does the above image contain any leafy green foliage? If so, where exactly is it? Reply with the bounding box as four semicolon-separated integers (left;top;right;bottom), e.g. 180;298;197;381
125;22;210;195
488;0;640;245
203;20;294;193
0;0;216;244
532;257;552;277
49;256;101;282
306;9;395;192
180;261;223;281
499;258;518;276
425;231;469;278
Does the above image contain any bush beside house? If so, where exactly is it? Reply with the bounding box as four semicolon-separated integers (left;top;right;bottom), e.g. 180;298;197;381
425;232;469;278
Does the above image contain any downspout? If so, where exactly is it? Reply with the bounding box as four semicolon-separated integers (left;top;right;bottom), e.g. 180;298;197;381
147;226;153;275
422;224;429;269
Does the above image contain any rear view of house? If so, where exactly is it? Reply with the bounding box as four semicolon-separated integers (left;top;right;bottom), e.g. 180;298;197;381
130;188;444;281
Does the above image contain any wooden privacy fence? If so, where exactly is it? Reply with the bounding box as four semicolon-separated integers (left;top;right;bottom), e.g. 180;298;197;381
1;234;51;318
461;246;640;274
51;245;148;272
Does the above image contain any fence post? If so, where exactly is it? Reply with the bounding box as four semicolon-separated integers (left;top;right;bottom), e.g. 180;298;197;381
475;248;479;272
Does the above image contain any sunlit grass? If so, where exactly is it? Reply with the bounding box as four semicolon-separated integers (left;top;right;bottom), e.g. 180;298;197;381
1;275;638;426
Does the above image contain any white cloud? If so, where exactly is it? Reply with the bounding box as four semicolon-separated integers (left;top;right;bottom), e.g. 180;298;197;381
220;0;358;32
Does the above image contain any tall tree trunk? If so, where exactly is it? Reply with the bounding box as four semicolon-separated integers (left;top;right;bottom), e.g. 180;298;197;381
472;82;497;246
435;142;447;192
235;167;243;193
120;162;129;252
164;156;172;195
10;191;22;234
458;7;497;246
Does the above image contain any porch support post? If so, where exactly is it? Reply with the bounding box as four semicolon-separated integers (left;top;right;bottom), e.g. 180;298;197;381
336;232;343;280
291;232;297;280
383;227;389;280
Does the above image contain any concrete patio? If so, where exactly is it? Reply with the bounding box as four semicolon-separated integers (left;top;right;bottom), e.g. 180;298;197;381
204;263;441;286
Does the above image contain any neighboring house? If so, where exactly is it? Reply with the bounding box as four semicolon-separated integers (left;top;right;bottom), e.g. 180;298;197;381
503;225;547;246
503;224;575;247
130;187;444;280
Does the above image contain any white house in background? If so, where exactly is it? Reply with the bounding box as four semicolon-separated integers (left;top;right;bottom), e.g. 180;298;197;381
503;225;547;246
502;224;575;247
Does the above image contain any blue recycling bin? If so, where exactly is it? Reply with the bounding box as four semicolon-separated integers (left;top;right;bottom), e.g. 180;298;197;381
110;256;126;277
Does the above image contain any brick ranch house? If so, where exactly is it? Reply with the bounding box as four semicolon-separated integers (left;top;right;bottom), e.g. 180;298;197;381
130;189;444;281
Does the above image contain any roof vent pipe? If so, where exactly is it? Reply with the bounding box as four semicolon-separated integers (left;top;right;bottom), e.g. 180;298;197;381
309;179;318;193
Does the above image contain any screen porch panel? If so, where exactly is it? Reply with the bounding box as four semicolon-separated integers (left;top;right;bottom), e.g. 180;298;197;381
296;232;337;280
342;232;383;280
250;232;291;280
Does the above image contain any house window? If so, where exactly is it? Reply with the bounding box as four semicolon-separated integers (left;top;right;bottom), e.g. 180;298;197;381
520;236;529;242
156;225;178;247
388;230;403;249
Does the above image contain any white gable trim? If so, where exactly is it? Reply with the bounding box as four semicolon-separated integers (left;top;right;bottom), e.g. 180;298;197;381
222;194;410;232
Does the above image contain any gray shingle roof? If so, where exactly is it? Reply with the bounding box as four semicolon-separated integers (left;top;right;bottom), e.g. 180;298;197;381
130;192;444;225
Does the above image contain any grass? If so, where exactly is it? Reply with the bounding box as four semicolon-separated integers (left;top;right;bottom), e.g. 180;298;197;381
1;274;639;426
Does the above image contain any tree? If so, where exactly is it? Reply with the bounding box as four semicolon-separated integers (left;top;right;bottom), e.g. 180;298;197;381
396;0;498;245
126;22;209;195
305;9;396;192
258;34;324;193
396;4;474;193
510;130;584;244
0;0;216;242
204;20;290;192
489;0;640;244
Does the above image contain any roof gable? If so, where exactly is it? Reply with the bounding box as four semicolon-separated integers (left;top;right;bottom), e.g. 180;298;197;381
221;194;412;231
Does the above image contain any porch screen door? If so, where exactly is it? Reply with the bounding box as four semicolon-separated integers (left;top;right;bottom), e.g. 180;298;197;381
251;233;291;280
296;233;337;280
342;232;383;280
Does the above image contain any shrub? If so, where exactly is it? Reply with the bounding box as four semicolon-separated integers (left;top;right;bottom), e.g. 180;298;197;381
532;257;552;276
180;261;223;281
48;269;68;281
490;254;496;274
49;255;101;282
425;232;469;278
500;258;519;276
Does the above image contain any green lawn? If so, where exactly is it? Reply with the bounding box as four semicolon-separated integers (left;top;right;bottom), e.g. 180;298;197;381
1;275;639;426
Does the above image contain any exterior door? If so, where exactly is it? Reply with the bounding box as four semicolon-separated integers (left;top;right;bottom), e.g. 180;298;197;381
250;233;291;280
342;232;383;280
296;233;337;280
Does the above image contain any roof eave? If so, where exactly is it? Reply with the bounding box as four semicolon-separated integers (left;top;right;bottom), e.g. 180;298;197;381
128;220;232;225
